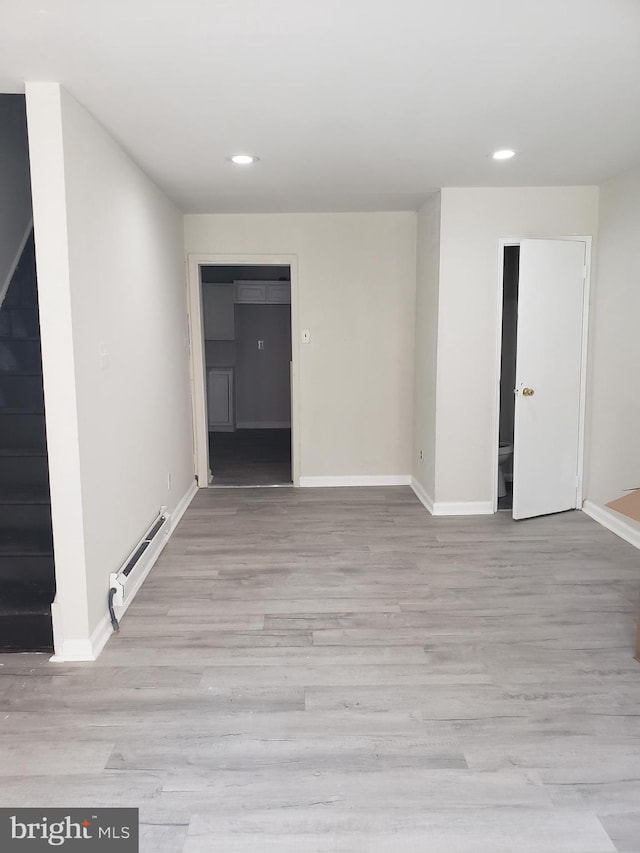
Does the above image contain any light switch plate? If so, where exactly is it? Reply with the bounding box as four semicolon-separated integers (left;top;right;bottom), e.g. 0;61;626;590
302;330;311;344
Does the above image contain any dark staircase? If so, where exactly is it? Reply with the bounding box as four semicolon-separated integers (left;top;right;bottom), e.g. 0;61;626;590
0;231;55;651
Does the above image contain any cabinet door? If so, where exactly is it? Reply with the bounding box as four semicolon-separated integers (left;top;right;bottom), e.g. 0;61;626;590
235;282;267;303
207;368;234;430
267;283;291;304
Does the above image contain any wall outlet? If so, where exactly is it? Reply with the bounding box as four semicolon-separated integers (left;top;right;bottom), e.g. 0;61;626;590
419;450;424;461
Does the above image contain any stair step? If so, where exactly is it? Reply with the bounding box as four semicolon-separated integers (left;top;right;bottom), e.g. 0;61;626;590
0;407;45;414
0;554;55;590
0;577;55;607
0;528;54;555
2;235;38;312
0;373;44;410
0;611;53;652
0;411;46;451
0;307;40;339
0;483;51;504
0;407;45;415
0;453;49;487
0;503;53;537
0;448;47;456
0;339;42;372
3;276;38;310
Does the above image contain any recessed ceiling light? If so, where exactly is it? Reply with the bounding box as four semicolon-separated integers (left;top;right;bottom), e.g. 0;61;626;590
229;154;259;165
492;149;516;161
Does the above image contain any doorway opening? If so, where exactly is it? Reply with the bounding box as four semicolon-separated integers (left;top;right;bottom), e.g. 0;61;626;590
497;246;519;511
200;265;292;487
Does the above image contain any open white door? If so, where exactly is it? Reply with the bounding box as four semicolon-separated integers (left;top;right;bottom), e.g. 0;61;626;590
512;239;586;520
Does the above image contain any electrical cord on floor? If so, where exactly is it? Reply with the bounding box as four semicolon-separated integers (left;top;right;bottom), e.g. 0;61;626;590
108;587;120;633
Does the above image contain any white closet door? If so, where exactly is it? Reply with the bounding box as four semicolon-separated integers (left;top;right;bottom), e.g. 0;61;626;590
512;239;586;520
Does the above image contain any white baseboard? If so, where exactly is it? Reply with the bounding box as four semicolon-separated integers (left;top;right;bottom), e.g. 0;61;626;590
410;477;434;514
432;500;494;516
50;611;112;663
410;478;493;517
299;475;412;488
50;479;199;663
582;500;640;550
236;421;291;429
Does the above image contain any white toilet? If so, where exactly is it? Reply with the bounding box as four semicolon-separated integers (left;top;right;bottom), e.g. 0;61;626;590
498;443;514;498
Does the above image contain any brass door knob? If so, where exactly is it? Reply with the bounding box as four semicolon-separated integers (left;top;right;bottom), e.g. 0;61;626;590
522;387;535;397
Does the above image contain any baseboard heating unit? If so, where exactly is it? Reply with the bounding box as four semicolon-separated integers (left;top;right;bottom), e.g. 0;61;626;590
108;506;169;631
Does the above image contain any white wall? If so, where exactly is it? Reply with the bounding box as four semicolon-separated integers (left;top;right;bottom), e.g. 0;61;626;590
185;213;417;479
0;95;32;300
26;84;90;647
26;83;194;655
434;186;599;506
584;165;640;537
412;192;441;502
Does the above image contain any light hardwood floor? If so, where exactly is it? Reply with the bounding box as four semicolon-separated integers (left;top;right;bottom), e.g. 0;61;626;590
1;487;640;852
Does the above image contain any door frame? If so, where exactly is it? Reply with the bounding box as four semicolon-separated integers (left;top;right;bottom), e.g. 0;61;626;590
186;252;300;487
492;236;592;513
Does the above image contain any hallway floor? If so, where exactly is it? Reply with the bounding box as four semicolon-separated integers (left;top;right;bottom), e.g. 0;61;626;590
1;488;639;852
209;428;291;486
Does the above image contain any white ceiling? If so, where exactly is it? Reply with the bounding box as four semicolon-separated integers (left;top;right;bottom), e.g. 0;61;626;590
1;0;639;213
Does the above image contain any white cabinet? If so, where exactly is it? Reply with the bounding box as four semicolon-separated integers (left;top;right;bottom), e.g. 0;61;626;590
235;282;267;303
266;283;291;304
207;367;234;431
235;281;291;304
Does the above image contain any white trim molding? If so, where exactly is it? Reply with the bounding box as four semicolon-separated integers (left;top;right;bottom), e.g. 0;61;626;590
50;612;114;664
411;477;434;514
582;501;640;551
299;475;412;488
50;480;199;662
187;252;301;487
432;500;494;516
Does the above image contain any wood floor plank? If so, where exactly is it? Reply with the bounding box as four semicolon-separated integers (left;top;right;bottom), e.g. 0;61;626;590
183;810;616;853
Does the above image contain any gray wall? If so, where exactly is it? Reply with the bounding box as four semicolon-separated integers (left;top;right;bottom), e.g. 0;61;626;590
235;304;291;427
205;339;236;366
203;283;235;340
0;95;33;300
